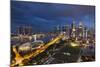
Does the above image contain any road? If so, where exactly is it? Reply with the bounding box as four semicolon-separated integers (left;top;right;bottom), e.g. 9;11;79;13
11;34;64;66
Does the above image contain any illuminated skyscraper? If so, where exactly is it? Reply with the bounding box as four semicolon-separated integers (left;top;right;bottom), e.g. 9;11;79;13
78;22;84;37
83;27;88;39
70;20;76;38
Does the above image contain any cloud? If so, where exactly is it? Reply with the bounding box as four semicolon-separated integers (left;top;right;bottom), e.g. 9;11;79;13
11;1;95;32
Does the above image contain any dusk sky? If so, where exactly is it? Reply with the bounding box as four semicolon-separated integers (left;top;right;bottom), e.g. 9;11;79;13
11;1;95;33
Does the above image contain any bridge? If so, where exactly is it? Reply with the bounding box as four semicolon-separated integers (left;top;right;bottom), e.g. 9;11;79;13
11;34;64;66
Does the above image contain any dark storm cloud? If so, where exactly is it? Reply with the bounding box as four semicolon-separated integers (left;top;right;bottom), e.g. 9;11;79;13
11;1;95;32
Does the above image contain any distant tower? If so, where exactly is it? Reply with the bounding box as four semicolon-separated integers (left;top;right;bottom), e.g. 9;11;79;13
64;25;70;37
79;21;83;28
84;27;88;39
16;25;32;35
57;25;60;31
33;34;37;42
71;20;76;38
17;26;24;35
17;26;19;35
29;26;32;35
23;26;25;35
78;21;84;38
56;25;61;33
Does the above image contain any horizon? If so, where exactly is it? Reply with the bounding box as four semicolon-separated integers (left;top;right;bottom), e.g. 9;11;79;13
11;1;95;33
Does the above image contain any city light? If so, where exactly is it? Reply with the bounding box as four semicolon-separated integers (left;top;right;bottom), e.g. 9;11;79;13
11;1;95;66
70;42;78;47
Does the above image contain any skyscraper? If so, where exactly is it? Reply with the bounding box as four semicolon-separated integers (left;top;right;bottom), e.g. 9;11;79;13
83;27;88;39
70;20;76;38
17;25;32;35
78;22;84;38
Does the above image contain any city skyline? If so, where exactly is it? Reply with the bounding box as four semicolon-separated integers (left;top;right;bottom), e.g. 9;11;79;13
11;1;95;33
11;1;95;66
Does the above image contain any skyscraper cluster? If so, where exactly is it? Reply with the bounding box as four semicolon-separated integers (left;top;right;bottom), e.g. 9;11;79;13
17;25;32;35
55;20;94;41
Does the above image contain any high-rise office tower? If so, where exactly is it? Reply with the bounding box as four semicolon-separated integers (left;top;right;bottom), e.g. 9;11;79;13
70;20;76;38
78;21;84;38
83;27;88;39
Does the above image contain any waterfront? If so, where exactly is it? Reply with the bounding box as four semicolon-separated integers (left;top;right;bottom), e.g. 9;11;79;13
11;32;95;66
11;1;95;66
